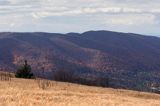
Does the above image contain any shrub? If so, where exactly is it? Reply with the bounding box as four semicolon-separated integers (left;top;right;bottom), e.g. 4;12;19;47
53;70;109;87
15;60;34;79
95;76;109;87
35;78;52;90
54;70;74;82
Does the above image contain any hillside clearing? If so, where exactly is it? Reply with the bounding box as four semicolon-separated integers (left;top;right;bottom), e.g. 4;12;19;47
0;78;160;106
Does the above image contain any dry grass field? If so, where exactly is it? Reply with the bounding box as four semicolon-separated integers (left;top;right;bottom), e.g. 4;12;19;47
0;78;160;106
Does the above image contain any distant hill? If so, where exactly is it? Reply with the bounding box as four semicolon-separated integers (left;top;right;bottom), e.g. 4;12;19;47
0;31;160;91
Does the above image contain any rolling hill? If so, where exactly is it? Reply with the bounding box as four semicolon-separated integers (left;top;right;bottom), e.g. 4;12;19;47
0;31;160;91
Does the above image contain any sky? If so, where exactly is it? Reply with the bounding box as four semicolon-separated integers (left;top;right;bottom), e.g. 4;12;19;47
0;0;160;36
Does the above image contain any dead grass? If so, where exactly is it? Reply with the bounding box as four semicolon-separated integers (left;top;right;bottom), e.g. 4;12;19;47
0;78;160;106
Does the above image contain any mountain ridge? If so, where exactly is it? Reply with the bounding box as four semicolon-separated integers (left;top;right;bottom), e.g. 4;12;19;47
0;30;160;91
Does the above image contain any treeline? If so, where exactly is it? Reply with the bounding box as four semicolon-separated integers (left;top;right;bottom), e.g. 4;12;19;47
14;60;109;87
53;70;109;87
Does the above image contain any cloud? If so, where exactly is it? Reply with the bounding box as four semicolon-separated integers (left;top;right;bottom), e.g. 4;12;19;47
0;0;10;5
30;7;160;19
1;0;160;16
0;0;160;35
104;14;157;25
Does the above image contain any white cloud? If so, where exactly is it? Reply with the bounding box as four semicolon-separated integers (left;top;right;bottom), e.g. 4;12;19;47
1;0;160;16
0;0;160;35
104;14;157;26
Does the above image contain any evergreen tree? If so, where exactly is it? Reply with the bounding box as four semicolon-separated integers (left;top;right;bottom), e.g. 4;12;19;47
15;60;34;78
